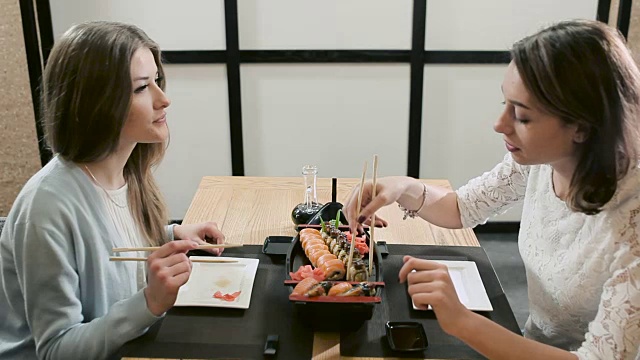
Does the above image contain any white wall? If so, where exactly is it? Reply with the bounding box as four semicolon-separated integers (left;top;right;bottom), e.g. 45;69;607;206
50;0;226;50
49;0;599;220
241;64;410;178
155;65;232;218
238;0;412;49
425;0;598;50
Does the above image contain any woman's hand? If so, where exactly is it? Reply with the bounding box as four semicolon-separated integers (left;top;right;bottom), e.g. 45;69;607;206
144;240;199;316
344;176;413;233
174;222;226;255
399;256;472;336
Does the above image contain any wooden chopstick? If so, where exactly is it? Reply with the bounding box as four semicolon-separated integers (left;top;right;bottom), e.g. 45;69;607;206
347;161;367;280
369;154;378;275
112;243;242;253
109;256;239;263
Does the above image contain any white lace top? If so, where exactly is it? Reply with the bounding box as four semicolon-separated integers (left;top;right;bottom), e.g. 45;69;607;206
456;154;640;359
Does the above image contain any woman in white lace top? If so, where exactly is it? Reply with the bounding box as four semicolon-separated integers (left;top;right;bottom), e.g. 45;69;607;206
345;20;640;360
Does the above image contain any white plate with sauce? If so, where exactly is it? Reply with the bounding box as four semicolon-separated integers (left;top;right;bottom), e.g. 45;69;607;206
175;257;259;309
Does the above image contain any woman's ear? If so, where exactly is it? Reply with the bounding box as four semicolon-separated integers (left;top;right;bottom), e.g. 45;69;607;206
573;125;589;144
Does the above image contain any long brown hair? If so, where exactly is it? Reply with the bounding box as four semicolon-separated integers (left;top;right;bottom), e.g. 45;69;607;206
42;21;169;245
512;19;640;214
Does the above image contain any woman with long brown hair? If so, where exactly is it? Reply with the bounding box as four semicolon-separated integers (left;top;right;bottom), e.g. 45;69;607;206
346;20;640;359
0;21;225;359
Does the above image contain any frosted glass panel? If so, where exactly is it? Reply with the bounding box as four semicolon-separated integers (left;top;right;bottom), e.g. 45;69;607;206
425;0;598;50
421;64;523;221
50;0;226;50
239;0;412;49
241;65;410;179
155;65;231;219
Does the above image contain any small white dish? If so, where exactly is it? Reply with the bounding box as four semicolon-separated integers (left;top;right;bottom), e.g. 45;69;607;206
412;260;493;312
175;256;259;309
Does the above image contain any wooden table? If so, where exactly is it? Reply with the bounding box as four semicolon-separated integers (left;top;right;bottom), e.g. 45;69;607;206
127;176;480;360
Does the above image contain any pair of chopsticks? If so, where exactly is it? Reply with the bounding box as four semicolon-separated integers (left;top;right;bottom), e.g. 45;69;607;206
110;243;243;264
110;257;238;263
112;244;242;253
346;155;379;279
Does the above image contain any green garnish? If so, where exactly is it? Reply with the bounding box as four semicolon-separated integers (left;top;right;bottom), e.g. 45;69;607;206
320;216;326;233
335;209;342;227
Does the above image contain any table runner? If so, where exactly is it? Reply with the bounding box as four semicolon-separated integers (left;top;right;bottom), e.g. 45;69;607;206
339;245;521;359
119;246;314;359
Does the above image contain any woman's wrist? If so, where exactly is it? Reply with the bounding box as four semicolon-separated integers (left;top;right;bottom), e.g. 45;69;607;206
143;287;166;316
448;309;483;339
397;179;428;215
171;224;181;240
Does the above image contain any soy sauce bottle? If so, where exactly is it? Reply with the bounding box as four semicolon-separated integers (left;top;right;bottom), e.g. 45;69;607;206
291;165;323;225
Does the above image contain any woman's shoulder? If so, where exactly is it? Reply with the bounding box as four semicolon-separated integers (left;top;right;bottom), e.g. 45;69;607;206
20;156;82;194
496;152;552;187
602;164;640;257
485;152;535;182
608;163;640;210
10;157;97;220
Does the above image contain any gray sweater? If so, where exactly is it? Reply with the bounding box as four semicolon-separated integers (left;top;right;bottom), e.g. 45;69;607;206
0;156;162;359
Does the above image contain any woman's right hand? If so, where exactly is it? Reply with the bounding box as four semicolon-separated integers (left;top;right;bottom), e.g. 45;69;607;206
144;239;199;316
344;176;413;233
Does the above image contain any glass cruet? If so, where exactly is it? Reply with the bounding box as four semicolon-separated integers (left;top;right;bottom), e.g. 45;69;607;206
291;165;323;225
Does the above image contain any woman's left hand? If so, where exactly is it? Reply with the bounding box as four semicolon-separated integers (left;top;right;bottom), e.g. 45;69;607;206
173;222;226;255
399;256;472;336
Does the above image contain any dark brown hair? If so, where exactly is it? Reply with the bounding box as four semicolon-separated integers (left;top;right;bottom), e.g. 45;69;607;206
42;21;169;245
512;19;640;214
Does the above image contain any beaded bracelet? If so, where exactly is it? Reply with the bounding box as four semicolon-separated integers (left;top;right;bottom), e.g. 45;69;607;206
398;183;428;220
